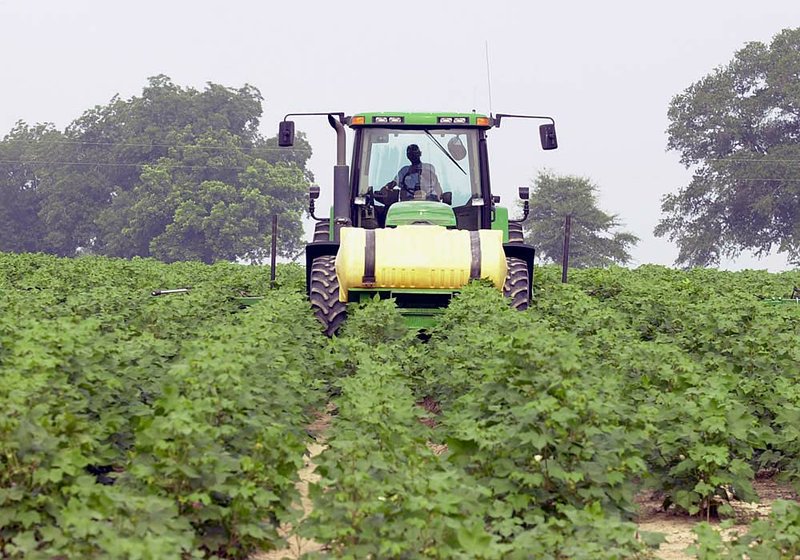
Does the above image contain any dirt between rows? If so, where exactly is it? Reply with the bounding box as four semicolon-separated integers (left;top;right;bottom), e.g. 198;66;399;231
638;477;798;559
255;407;799;560
252;412;331;560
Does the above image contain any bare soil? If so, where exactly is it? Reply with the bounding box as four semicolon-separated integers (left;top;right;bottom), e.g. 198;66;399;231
637;478;799;559
252;409;332;560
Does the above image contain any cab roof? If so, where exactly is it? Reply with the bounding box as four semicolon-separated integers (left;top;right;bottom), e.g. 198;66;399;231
348;112;493;128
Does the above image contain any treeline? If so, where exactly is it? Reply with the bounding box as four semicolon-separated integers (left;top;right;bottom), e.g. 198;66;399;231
0;75;312;263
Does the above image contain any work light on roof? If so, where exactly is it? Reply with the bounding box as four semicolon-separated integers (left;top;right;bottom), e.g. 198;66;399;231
372;116;404;124
437;116;469;124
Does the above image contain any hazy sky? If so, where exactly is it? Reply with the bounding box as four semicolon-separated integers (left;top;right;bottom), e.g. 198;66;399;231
2;1;799;269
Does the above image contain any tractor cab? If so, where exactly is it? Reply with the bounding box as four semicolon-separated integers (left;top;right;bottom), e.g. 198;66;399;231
349;116;487;231
278;111;557;335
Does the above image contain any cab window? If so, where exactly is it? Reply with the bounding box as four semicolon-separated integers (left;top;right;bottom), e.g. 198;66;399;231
357;128;480;207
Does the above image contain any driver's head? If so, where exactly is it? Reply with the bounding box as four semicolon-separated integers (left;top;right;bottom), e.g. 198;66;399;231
406;144;422;164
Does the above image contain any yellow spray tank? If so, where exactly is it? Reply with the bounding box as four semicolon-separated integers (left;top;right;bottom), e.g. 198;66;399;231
335;225;507;302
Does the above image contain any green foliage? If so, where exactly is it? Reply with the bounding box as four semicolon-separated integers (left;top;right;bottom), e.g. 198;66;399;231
646;372;759;516
124;294;323;557
505;503;659;560
0;253;324;558
657;27;800;266
305;366;499;559
420;286;651;556
567;265;800;514
5;253;800;558
300;286;654;558
0;123;60;253
522;171;638;267
303;300;502;559
0;75;313;261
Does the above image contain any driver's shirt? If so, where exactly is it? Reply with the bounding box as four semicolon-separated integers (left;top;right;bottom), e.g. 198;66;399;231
395;163;440;198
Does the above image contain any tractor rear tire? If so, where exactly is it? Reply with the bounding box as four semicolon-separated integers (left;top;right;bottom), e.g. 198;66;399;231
312;220;330;242
508;222;524;244
503;257;529;311
310;255;346;336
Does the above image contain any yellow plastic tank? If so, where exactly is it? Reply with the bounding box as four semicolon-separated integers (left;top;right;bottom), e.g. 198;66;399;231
335;225;508;303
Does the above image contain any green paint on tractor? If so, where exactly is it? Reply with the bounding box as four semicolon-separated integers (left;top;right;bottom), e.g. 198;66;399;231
385;201;457;228
349;112;492;127
492;206;510;243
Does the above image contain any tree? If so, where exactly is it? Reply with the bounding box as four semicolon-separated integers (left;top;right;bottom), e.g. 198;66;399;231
103;159;307;263
522;171;638;268
656;27;800;266
0;75;313;262
0;123;60;252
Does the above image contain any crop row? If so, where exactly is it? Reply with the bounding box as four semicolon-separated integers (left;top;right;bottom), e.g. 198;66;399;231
0;254;321;558
300;266;800;558
300;288;660;558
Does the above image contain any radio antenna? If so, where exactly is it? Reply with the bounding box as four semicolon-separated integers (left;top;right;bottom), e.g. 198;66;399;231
485;41;494;117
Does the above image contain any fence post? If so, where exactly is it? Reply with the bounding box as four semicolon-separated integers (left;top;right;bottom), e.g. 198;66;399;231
270;214;278;289
561;214;571;283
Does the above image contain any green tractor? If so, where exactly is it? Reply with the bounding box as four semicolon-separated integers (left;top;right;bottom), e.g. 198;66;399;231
278;111;557;335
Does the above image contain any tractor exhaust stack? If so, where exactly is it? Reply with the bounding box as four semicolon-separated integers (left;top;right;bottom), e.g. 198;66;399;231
328;114;351;242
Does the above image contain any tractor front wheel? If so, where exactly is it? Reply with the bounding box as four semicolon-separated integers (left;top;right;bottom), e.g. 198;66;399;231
309;255;346;336
503;257;530;311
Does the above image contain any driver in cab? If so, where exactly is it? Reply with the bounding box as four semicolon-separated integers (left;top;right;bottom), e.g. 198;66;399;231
377;144;441;203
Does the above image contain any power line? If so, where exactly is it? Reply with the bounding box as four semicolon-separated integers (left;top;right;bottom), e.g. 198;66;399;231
707;157;800;164
0;138;310;153
0;159;272;171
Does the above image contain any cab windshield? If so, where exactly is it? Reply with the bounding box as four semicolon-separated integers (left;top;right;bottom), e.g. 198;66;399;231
357;128;480;207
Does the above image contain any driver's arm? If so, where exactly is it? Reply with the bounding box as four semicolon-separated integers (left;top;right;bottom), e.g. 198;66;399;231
383;166;405;190
386;164;411;190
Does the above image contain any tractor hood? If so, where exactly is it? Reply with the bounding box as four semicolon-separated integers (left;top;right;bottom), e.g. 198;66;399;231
385;201;457;228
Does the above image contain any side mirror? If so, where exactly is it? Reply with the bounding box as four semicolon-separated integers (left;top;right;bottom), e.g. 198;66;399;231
447;136;467;161
518;186;530;200
539;123;558;150
278;120;295;147
309;185;320;200
441;192;453;205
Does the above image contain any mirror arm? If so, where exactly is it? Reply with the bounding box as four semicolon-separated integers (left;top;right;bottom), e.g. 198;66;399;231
493;114;558;150
493;114;555;127
509;201;529;223
284;111;346;122
308;198;325;221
